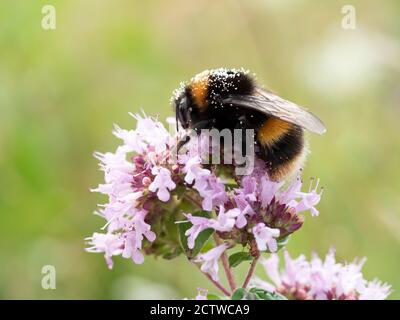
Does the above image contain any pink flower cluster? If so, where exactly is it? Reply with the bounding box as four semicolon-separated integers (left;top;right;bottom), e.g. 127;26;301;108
86;114;179;268
87;113;392;300
86;114;322;275
251;249;392;300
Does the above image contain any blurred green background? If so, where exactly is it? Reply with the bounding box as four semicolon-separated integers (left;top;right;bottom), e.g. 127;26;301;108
0;0;399;299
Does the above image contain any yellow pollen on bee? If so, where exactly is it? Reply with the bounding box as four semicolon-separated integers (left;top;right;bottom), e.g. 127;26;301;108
257;117;292;146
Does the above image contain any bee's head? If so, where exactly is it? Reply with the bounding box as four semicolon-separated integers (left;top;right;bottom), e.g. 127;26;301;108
174;90;192;130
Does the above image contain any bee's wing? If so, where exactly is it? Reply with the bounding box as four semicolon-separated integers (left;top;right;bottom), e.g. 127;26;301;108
223;87;326;135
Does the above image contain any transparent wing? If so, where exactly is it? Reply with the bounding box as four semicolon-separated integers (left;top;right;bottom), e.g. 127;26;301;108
222;87;326;134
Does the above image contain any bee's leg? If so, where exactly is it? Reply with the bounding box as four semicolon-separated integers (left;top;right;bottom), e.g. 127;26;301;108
177;119;216;152
177;135;191;151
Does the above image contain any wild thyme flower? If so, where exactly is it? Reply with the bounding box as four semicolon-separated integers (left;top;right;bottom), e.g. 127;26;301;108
252;223;280;252
184;208;240;249
85;233;123;269
88;112;391;301
148;166;176;202
86;114;182;267
184;160;322;254
195;243;230;281
251;249;392;300
87;114;322;268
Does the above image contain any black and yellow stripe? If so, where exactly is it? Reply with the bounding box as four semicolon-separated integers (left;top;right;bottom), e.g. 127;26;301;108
176;68;309;181
257;118;305;180
257;117;292;146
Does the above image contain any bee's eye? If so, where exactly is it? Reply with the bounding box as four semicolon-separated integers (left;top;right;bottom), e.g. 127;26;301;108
177;96;190;128
179;96;188;111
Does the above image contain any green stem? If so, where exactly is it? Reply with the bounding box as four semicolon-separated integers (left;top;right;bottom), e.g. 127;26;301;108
184;194;203;209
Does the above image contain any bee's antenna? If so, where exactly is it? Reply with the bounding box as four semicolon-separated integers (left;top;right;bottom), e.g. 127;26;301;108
309;177;315;192
315;178;320;190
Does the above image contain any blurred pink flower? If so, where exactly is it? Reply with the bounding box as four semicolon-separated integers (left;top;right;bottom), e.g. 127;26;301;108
252;249;391;300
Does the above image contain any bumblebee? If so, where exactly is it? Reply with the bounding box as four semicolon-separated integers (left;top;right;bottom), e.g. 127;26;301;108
173;68;326;181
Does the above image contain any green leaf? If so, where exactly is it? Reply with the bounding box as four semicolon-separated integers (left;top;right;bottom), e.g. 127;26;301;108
162;247;182;260
174;185;187;200
232;287;288;300
201;239;216;253
231;288;259;300
206;293;222;300
178;211;214;259
248;287;287;300
228;252;253;268
190;228;214;257
224;183;239;190
277;235;291;250
231;288;246;300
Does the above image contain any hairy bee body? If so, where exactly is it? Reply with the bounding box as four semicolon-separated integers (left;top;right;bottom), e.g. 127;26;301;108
174;68;324;181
